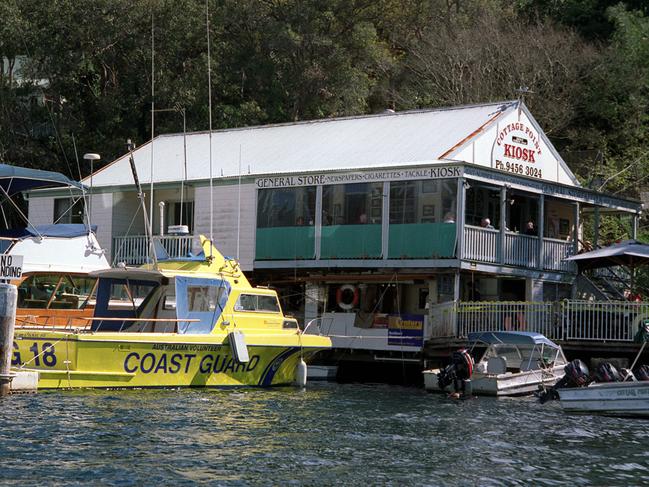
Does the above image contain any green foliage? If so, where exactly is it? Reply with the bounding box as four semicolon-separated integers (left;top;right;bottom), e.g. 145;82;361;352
0;0;647;209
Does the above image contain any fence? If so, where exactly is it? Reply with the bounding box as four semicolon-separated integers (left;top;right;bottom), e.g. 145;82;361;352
429;300;649;342
463;226;576;272
112;235;195;265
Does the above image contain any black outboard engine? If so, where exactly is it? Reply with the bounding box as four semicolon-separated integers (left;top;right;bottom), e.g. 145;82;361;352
540;359;589;403
564;359;590;387
437;349;474;395
634;364;649;381
594;362;621;383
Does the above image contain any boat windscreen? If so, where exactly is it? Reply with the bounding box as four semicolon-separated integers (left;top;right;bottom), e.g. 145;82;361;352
175;276;230;334
92;278;160;331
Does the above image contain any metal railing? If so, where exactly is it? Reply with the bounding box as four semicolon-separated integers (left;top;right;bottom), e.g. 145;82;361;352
454;301;558;339
563;300;649;341
428;300;648;342
112;235;195;265
463;226;576;272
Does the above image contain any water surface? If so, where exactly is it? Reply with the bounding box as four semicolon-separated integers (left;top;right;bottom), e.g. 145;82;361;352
1;384;647;485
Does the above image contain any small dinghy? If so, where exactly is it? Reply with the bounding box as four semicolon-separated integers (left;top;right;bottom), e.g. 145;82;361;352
424;331;567;396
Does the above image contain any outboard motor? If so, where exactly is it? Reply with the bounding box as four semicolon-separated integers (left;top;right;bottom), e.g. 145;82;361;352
437;349;474;395
634;364;649;381
564;359;591;387
539;359;589;403
594;362;621;383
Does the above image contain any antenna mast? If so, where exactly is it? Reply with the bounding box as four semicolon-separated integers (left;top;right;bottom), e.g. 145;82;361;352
149;10;155;263
206;0;214;256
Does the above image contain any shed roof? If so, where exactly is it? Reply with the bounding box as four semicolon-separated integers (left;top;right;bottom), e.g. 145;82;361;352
86;100;542;188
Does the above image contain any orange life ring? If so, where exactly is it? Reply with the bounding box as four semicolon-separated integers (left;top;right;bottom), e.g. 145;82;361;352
336;284;359;310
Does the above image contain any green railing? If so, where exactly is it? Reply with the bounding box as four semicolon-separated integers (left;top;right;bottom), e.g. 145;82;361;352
255;226;316;260
388;223;456;258
321;224;382;259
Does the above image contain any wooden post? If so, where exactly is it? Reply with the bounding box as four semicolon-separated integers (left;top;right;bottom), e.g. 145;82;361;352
537;194;545;270
594;207;600;248
499;187;507;264
456;178;466;260
0;283;18;396
573;203;580;254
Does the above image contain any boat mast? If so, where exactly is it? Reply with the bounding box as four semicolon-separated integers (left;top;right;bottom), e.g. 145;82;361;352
127;140;158;268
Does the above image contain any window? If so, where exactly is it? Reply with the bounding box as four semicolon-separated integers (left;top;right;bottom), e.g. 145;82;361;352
186;285;227;312
257;187;316;227
465;185;501;228
390;179;457;224
322;183;383;225
18;274;97;309
106;281;157;311
234;293;281;313
54;198;84;224
169;201;194;233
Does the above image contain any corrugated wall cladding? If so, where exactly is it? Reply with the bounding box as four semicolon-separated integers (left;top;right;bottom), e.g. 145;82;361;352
194;184;256;270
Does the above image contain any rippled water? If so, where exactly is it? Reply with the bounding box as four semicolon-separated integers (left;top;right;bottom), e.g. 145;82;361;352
1;384;648;486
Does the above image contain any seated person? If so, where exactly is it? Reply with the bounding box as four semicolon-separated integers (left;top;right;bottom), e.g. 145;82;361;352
480;217;494;229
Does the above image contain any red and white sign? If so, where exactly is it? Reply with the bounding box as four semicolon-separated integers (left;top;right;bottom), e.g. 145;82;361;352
493;122;543;179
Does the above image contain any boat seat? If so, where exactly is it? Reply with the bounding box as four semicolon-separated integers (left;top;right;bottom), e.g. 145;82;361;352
487;356;507;374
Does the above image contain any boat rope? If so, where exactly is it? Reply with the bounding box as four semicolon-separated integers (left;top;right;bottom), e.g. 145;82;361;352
65;333;72;389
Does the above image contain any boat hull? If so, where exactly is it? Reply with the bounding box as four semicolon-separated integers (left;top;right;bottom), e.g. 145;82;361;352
11;329;329;389
558;382;649;417
423;367;564;396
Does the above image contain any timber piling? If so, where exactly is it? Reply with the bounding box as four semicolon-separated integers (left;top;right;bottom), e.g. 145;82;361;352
0;283;17;395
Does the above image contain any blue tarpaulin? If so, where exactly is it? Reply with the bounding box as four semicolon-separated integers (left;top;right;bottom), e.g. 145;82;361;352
0;164;84;195
0;224;96;239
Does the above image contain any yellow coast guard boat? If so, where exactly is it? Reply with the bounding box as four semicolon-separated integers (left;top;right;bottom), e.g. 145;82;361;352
11;237;331;389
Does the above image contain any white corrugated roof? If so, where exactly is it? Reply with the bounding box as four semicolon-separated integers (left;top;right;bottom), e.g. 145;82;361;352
86;100;516;187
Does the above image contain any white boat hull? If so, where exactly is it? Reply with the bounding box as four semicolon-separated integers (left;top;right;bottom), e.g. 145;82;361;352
423;367;564;397
558;382;649;417
307;365;338;381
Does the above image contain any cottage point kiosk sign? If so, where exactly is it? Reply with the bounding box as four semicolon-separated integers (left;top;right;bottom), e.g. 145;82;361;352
492;121;543;179
255;166;463;188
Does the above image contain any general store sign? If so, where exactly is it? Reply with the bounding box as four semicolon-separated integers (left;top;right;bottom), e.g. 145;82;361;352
255;165;463;188
492;122;544;179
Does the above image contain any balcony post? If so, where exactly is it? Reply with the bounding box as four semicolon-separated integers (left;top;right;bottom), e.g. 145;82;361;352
573;202;580;254
537;194;544;269
594;206;600;248
633;212;639;240
456;177;466;259
382;181;390;260
499;186;506;264
315;185;323;260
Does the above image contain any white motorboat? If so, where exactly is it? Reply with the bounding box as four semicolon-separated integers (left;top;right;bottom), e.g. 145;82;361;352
423;331;567;396
558;381;649;417
556;332;649;417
